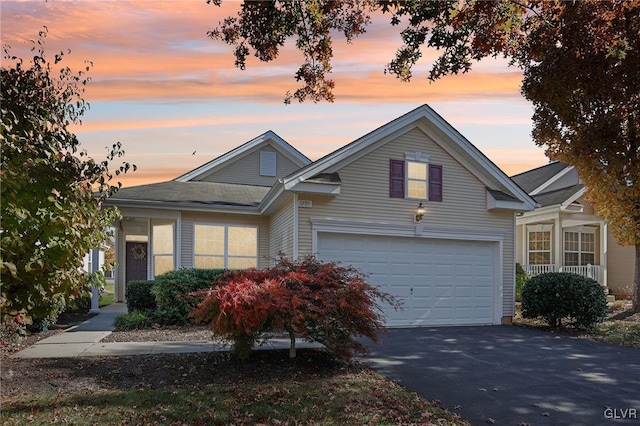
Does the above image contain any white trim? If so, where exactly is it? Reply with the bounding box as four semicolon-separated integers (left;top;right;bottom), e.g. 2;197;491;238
289;181;341;195
175;131;310;182
311;221;504;325
293;193;299;260
176;213;182;269
561;186;587;209
487;191;530;212
526;224;553;232
404;151;430;162
111;200;262;215
191;222;259;269
280;105;537;212
530;166;574;195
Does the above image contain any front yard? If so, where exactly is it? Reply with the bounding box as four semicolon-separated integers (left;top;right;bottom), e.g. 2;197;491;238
514;303;640;349
1;349;469;425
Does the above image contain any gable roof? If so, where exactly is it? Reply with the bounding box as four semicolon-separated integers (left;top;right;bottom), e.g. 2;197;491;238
277;104;537;211
174;130;311;183
510;161;570;193
531;183;585;208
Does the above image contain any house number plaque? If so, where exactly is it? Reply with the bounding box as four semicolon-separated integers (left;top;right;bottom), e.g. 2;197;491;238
298;200;313;208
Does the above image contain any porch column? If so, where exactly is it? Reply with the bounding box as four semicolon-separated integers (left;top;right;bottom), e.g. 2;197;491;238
554;215;562;271
89;248;101;313
600;221;608;286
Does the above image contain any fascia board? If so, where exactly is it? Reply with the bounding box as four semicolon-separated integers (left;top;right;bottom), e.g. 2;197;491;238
414;112;538;211
105;199;261;215
282;107;429;188
561;186;587;209
290;182;341;195
176;131;309;183
530;166;574;196
486;191;532;212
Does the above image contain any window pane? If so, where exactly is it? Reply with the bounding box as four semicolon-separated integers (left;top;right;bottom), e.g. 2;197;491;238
564;232;579;252
195;256;224;269
529;252;550;265
228;257;256;270
408;162;427;180
153;224;174;254
228;227;257;257
582;233;595;253
564;252;579;266
195;225;224;255
581;253;595;265
408;180;427;199
154;255;174;276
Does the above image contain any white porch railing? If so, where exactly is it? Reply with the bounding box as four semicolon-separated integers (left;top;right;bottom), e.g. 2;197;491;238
559;264;601;282
522;264;556;275
521;264;602;284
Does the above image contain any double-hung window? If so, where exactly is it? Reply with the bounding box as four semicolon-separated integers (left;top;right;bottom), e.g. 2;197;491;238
194;224;257;269
527;225;552;265
564;229;596;266
389;153;443;201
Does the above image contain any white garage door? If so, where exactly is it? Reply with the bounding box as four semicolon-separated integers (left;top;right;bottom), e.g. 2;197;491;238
317;232;496;326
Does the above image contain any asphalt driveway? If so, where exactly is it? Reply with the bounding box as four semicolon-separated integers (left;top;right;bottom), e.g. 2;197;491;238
362;326;640;425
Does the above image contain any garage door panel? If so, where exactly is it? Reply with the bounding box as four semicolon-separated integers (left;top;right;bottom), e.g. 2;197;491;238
317;232;496;326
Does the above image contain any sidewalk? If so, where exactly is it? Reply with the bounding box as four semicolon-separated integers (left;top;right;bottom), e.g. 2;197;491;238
12;303;321;359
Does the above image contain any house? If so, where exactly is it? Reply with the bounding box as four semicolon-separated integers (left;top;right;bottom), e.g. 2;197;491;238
105;105;537;326
512;161;635;298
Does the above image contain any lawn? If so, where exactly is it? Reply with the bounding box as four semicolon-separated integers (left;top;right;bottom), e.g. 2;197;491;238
1;350;469;425
513;304;640;349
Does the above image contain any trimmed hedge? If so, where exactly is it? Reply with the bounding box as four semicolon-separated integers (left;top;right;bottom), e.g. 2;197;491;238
125;280;157;312
153;268;229;325
521;272;607;328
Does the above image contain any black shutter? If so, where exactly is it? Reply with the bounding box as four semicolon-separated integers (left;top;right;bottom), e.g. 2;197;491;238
389;159;405;198
429;164;442;202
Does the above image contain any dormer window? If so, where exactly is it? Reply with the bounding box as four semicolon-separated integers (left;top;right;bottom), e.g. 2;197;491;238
260;151;276;176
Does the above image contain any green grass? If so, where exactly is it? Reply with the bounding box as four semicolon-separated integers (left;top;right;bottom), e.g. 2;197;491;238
99;292;114;308
1;371;468;425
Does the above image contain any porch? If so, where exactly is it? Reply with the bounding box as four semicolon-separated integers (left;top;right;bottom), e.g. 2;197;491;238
521;264;603;285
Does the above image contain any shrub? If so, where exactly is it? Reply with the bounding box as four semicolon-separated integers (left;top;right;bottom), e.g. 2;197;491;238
515;275;529;303
28;297;66;332
114;310;154;330
190;255;401;360
125;280;156;312
153;269;227;325
521;272;607;328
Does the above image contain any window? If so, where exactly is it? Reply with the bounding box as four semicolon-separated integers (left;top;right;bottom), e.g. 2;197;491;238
194;224;257;269
152;223;174;276
389;159;443;201
407;161;427;199
260;151;277;176
564;230;595;266
528;229;551;264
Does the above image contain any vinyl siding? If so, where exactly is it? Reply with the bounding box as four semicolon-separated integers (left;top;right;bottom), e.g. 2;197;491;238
181;212;270;270
269;195;295;262
607;227;635;297
296;127;517;316
195;143;302;186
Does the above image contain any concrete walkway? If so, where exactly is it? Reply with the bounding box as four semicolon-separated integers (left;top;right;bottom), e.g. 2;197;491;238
12;303;321;359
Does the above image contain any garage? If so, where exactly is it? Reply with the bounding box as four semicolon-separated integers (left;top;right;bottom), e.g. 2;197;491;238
316;232;498;326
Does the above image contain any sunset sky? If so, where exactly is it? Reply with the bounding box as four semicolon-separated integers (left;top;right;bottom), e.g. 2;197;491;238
1;0;549;187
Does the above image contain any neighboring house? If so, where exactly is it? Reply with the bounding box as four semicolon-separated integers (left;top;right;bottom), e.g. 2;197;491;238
105;105;537;326
511;162;635;298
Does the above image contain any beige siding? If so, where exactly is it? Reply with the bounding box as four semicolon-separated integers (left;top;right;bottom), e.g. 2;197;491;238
196;144;302;186
296;127;517;317
269;195;295;262
607;227;635;297
181;212;270;270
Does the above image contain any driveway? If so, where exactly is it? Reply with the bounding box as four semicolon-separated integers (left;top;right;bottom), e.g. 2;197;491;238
363;326;640;425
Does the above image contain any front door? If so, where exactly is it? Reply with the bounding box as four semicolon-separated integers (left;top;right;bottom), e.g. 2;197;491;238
126;242;148;283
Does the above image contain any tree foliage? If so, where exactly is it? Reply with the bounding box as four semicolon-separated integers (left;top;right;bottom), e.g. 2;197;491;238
209;0;640;307
0;29;135;327
190;255;401;359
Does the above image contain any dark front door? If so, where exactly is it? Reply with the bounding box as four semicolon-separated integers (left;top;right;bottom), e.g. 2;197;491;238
126;242;148;283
